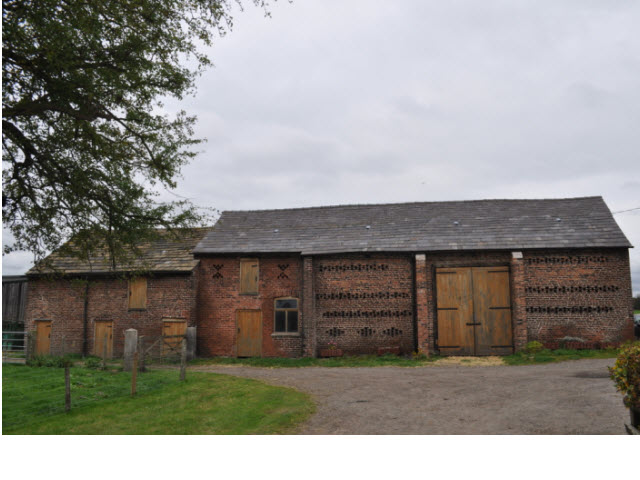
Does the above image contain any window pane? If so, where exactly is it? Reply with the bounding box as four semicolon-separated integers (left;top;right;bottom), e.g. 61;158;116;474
275;310;286;332
276;299;297;309
287;311;298;332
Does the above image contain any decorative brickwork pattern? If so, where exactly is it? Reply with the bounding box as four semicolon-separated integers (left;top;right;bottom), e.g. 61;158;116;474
314;254;414;355
523;248;634;346
196;256;303;357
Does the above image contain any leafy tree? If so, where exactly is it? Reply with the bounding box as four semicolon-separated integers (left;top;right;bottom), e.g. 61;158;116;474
2;0;268;269
634;295;640;311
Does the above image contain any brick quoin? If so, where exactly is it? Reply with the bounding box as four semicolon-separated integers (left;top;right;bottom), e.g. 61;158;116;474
25;273;197;357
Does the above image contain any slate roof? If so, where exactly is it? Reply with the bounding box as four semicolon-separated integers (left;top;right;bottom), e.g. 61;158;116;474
194;197;631;255
28;228;211;276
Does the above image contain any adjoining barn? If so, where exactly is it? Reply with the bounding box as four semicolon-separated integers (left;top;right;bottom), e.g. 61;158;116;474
23;197;634;358
24;229;209;357
3;275;28;330
193;196;634;357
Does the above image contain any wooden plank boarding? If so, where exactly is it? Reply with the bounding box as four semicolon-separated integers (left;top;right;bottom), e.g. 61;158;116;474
129;278;147;309
436;268;474;355
236;310;262;357
35;320;52;355
162;320;187;356
436;266;513;356
239;259;259;294
94;321;113;358
473;267;513;355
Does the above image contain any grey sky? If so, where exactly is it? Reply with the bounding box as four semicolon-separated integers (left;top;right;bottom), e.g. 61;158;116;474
2;0;639;294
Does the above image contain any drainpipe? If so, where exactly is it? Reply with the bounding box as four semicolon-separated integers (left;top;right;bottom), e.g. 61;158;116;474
82;278;89;357
411;255;418;353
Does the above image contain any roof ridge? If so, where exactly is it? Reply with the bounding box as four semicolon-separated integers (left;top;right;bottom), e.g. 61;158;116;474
219;196;604;215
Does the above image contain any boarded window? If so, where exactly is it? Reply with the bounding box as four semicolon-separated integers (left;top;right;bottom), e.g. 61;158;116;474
129;278;147;309
240;259;259;294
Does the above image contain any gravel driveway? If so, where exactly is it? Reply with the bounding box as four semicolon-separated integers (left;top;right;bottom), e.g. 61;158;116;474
192;358;628;434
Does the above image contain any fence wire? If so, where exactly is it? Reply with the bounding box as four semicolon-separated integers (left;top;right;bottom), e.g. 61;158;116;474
2;363;182;431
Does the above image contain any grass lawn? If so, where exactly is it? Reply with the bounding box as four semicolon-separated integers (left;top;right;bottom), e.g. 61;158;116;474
2;364;314;434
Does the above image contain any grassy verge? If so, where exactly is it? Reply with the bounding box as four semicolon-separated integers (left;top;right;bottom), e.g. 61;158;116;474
192;348;624;368
2;364;314;434
190;353;441;368
502;348;619;366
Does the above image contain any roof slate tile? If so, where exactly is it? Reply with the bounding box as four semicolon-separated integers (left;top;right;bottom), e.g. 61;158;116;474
194;197;631;255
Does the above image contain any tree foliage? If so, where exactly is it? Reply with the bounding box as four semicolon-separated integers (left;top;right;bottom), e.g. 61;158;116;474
2;0;267;269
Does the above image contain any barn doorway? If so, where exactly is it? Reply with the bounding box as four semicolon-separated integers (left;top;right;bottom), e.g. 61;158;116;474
94;321;113;358
236;310;262;357
436;266;513;356
35;320;52;355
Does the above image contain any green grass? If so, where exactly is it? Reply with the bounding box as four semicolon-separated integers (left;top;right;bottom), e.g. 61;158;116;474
2;364;314;434
192;349;624;368
502;348;620;366
190;353;441;368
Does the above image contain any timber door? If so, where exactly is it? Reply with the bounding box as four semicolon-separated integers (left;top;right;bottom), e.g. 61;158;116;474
436;267;513;355
94;321;113;358
236;310;262;357
35;320;52;355
163;319;187;356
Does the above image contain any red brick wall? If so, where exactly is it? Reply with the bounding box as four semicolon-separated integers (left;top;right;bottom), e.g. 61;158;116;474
313;254;414;355
25;273;197;356
196;256;303;357
523;248;634;347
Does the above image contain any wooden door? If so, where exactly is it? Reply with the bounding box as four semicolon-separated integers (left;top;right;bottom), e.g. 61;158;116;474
163;320;187;356
237;310;262;357
94;321;113;358
436;268;474;355
436;266;513;356
240;259;259;294
35;321;52;355
472;267;513;355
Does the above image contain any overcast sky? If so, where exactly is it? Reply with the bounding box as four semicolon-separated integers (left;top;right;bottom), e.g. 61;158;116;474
3;0;639;294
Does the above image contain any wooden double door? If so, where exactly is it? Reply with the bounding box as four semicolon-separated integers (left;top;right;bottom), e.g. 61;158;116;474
436;266;513;356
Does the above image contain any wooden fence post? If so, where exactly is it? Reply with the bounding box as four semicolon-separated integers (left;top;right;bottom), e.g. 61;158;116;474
26;331;35;362
131;352;138;396
138;335;146;372
102;333;108;369
180;338;187;381
65;366;71;412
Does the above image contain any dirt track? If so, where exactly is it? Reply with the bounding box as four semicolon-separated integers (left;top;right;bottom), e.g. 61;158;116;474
192;358;628;434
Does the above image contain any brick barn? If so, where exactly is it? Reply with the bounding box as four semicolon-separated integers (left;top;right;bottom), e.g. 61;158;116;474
25;229;207;357
193;197;634;357
25;197;634;358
